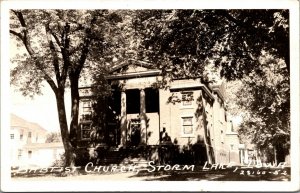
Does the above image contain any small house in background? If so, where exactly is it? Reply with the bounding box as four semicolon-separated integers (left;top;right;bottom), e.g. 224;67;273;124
77;60;241;165
10;114;64;168
238;144;259;165
22;142;64;167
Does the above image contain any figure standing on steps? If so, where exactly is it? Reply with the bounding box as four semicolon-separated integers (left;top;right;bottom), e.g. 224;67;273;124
160;127;166;144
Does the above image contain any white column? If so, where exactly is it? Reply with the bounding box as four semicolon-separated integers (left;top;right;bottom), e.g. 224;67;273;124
140;89;147;144
120;90;127;146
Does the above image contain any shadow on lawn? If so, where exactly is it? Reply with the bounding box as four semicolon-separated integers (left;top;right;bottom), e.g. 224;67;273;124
129;167;291;181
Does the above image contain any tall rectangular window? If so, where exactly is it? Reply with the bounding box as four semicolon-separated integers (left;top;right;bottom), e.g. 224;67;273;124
28;151;32;159
28;132;32;138
230;121;235;132
181;92;193;106
81;123;91;140
83;101;92;112
219;103;225;122
221;130;224;143
18;149;22;160
20;132;23;140
10;134;14;139
82;100;92;121
182;117;193;135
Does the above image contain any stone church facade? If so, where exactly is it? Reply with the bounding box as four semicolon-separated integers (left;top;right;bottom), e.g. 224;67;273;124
77;60;240;165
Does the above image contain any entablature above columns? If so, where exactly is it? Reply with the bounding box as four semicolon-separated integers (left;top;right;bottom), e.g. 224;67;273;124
110;76;162;90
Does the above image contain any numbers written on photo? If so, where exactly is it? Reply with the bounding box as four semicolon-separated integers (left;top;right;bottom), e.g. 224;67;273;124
239;170;288;176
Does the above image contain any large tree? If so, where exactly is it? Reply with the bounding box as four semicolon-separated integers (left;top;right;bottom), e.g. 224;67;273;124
226;52;290;162
132;9;290;161
133;10;289;79
10;9;123;167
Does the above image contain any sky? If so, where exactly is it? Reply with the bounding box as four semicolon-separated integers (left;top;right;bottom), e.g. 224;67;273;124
8;31;71;133
10;85;71;132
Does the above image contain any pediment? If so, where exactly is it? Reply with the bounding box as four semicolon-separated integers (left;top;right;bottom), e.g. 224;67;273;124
110;59;155;75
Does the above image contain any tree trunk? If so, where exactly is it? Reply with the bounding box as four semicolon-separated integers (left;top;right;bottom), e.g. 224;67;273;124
274;146;278;165
69;72;80;148
55;89;75;167
200;93;215;164
275;143;286;163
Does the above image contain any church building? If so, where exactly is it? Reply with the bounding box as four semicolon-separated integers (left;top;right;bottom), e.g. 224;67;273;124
77;59;240;165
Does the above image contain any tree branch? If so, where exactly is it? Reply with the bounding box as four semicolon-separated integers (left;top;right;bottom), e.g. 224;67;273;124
12;10;58;93
60;22;71;87
42;70;59;94
215;10;244;27
9;29;24;41
45;23;61;84
50;29;61;47
41;10;62;47
12;10;27;27
77;33;91;74
74;15;97;74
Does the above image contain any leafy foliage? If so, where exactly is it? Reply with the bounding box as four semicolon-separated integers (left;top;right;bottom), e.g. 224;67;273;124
132;10;290;161
10;9;290;164
227;52;290;161
10;9;126;166
133;10;289;80
10;10;123;93
45;132;62;143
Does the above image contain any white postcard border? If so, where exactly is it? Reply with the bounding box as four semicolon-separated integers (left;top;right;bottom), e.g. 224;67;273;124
1;0;299;192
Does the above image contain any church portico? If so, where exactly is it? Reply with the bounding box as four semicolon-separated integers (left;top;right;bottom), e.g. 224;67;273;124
118;86;159;147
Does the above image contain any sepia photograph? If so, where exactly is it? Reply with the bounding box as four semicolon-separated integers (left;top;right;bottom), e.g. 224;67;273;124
1;0;299;192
